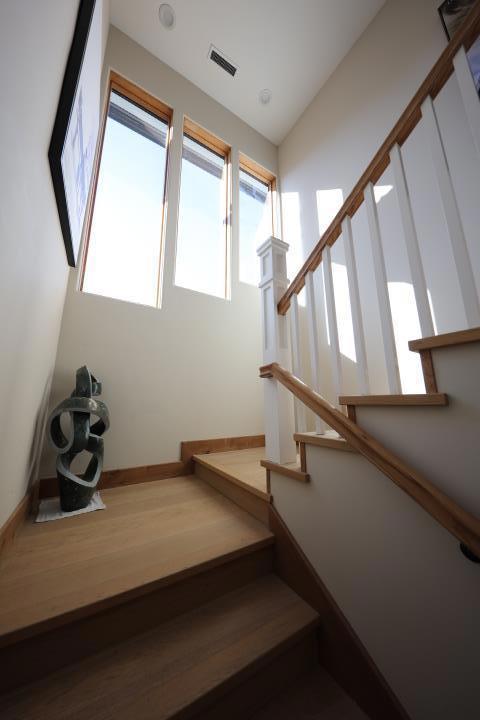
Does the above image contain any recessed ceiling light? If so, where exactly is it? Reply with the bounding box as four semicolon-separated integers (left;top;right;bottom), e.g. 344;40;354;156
159;3;175;29
259;88;272;105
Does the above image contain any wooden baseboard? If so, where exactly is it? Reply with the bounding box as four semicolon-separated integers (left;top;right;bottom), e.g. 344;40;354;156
0;494;31;555
39;434;265;499
269;505;410;720
39;460;190;499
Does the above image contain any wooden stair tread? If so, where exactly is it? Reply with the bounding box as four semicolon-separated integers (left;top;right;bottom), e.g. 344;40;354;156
194;447;269;499
0;476;273;647
338;393;448;406
250;666;368;719
260;458;309;483
409;326;480;351
294;432;357;453
0;575;319;720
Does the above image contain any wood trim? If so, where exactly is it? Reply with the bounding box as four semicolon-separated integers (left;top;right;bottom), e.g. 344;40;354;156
0;494;31;555
39;461;189;499
409;326;480;352
109;70;172;122
339;393;448;406
346;405;357;423
294;432;357;453
238;152;276;184
184;116;230;156
269;505;411;720
181;434;265;474
262;363;480;556
260;459;310;484
277;2;480;314
420;349;438;394
299;442;307;473
265;469;271;495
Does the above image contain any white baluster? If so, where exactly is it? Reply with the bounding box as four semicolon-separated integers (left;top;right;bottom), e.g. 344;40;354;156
453;46;480;159
258;237;297;464
421;96;480;327
364;182;402;394
342;216;370;394
323;246;343;405
305;271;326;434
390;143;434;338
289;294;307;433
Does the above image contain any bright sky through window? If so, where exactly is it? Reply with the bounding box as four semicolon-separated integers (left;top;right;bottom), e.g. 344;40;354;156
82;90;168;306
175;134;228;298
239;169;272;286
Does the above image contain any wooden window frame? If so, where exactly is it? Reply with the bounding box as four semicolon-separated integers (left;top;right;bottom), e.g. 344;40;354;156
239;152;277;239
179;117;232;300
79;71;174;308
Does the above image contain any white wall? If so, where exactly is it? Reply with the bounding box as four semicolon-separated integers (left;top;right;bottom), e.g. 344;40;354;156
270;341;480;719
0;0;109;527
279;0;480;400
40;26;278;476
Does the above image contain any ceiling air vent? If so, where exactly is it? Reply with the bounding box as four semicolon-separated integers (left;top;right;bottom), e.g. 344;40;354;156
208;45;237;77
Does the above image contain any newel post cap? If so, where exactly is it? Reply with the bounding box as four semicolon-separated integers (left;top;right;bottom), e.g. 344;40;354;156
256;236;289;257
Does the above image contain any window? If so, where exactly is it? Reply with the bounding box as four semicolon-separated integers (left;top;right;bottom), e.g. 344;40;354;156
81;73;172;307
239;154;275;286
175;119;230;299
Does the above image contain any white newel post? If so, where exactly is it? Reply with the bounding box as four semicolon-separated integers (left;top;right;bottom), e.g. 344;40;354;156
258;237;297;464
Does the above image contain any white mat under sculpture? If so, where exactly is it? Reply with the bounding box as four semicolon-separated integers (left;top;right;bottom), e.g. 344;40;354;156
36;492;105;523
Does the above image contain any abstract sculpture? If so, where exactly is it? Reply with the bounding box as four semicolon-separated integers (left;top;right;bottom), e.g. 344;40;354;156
48;366;110;512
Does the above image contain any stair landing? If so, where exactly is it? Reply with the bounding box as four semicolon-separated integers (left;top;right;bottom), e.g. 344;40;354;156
0;476;273;647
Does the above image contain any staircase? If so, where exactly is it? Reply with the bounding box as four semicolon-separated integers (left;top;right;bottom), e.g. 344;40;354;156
0;473;370;720
1;6;480;720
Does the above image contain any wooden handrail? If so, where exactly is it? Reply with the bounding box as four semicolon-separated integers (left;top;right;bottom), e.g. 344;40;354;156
277;0;480;315
260;362;480;556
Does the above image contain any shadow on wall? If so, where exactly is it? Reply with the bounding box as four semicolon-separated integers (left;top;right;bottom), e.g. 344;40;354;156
27;373;54;497
283;183;427;399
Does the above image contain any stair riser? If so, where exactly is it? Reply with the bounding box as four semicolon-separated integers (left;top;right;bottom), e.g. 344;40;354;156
0;546;273;695
195;464;269;525
183;631;318;720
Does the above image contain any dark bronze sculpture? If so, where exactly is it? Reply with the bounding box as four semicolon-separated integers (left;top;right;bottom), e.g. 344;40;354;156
48;366;110;512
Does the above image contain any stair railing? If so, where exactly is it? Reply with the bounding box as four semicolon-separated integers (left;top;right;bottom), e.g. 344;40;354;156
256;4;480;557
257;3;480;450
259;361;480;558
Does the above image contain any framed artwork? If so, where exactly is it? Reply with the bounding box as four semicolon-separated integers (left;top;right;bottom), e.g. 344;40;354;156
438;0;476;40
49;0;103;267
438;0;480;97
468;36;480;96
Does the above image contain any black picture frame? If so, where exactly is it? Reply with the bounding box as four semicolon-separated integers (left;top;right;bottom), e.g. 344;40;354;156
48;0;98;268
438;0;476;41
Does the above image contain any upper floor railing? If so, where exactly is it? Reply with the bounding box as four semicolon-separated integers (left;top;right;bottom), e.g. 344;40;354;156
277;0;480;322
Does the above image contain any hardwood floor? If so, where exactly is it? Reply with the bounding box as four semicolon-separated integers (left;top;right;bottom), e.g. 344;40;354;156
193;447;268;498
0;476;273;647
0;575;319;720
